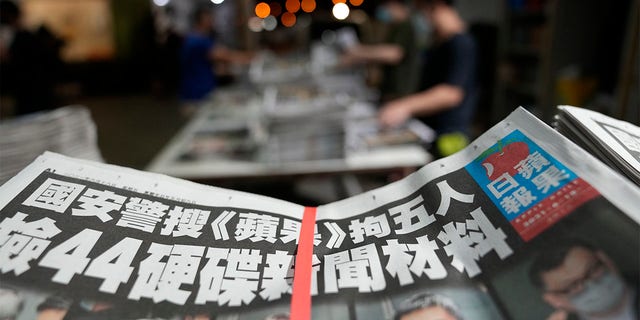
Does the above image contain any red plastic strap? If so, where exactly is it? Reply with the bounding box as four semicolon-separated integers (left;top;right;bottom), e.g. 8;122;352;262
290;206;317;320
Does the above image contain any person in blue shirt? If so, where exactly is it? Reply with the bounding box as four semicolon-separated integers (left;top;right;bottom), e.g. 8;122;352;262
378;0;476;157
179;6;253;116
179;9;215;104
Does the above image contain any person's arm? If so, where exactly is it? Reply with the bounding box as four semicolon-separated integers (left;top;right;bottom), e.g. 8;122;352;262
209;45;255;65
341;44;404;66
545;310;569;320
378;84;464;127
379;35;475;127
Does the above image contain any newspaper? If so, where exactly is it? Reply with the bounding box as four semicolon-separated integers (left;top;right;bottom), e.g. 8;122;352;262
0;106;103;185
555;105;640;186
1;107;638;320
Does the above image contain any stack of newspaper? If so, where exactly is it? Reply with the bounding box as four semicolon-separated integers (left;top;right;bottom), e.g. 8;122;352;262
555;105;640;185
0;107;638;320
0;106;103;185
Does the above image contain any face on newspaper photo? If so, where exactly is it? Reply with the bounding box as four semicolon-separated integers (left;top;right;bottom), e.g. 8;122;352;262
483;196;640;320
355;284;502;320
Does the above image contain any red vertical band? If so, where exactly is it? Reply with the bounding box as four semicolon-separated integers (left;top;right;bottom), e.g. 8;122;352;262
290;206;317;320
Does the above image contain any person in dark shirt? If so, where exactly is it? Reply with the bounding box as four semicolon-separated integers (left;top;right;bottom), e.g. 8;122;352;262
378;0;476;157
340;0;422;102
0;0;63;116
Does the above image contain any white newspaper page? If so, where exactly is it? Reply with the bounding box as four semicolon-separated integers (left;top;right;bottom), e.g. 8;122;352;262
0;108;638;320
0;152;305;320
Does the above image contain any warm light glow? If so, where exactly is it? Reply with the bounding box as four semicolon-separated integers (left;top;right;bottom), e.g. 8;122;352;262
153;0;169;7
262;15;277;31
211;0;224;4
281;12;296;27
301;0;316;13
332;0;346;3
349;0;363;6
285;0;300;13
255;2;270;18
332;2;350;20
269;2;282;17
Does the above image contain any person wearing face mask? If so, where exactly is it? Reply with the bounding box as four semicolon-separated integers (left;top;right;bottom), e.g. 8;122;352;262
529;239;638;320
340;0;427;102
0;0;62;116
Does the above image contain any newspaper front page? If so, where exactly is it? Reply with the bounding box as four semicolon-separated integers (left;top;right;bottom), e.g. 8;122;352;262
0;107;638;320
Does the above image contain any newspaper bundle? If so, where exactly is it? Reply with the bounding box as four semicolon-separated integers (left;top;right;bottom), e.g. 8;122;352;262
0;106;103;185
555;105;640;186
0;107;638;320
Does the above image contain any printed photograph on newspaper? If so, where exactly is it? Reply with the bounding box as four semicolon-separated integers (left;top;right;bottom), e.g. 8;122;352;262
464;125;639;320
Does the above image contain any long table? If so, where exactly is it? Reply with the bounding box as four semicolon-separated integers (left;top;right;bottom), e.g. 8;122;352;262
147;64;433;192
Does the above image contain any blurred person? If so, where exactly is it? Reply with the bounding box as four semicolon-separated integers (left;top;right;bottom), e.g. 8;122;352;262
529;239;638;320
0;0;62;116
394;292;463;320
0;286;23;320
378;0;476;158
340;0;424;101
179;5;254;116
37;296;72;320
151;5;182;96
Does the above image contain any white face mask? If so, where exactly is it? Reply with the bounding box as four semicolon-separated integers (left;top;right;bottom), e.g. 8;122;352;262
80;299;98;312
569;270;627;315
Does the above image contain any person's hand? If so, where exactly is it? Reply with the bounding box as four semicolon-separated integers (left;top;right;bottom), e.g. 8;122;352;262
546;310;569;320
242;50;257;62
338;51;357;68
379;101;412;128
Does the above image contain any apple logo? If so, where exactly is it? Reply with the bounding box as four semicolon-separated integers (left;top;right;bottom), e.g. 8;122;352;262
481;141;530;180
